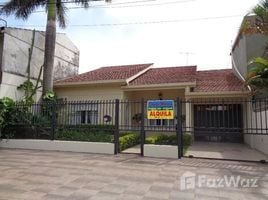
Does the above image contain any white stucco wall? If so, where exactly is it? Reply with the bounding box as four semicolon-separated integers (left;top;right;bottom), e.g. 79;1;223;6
0;28;79;101
244;102;268;155
244;134;268;155
0;72;42;100
0;139;114;154
2;28;79;80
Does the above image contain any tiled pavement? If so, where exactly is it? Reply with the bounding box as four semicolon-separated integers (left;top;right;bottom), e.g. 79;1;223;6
0;149;267;200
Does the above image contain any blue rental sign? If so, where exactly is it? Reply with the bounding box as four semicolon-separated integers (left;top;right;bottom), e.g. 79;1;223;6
147;100;174;119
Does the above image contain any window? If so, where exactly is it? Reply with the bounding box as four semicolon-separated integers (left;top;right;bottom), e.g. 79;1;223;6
72;103;98;125
78;110;98;124
87;111;98;124
149;119;174;126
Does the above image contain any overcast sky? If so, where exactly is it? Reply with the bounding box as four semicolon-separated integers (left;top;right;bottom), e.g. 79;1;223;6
0;0;261;73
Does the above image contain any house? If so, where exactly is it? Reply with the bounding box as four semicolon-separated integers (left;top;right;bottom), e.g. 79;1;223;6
0;27;79;100
54;63;249;141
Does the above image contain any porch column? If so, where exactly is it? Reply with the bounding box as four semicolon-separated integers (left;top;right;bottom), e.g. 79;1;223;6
185;97;192;133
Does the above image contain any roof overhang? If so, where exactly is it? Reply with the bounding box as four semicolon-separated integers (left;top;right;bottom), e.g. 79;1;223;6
54;79;126;88
122;82;196;91
185;91;250;98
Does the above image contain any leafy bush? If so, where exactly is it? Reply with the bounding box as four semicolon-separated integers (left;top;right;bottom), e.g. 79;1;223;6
119;132;140;151
60;124;115;135
146;133;193;146
56;129;113;143
0;97;15;131
183;133;193;146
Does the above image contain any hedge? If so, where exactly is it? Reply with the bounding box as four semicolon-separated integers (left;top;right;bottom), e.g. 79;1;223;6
56;129;113;143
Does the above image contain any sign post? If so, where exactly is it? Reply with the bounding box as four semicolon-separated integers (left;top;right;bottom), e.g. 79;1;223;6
147;100;174;119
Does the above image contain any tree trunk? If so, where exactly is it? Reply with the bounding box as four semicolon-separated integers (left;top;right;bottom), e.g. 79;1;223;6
42;0;56;96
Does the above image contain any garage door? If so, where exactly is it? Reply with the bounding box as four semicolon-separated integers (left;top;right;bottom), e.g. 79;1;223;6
194;104;243;142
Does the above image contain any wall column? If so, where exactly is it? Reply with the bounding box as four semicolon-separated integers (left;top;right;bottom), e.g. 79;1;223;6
185;97;192;134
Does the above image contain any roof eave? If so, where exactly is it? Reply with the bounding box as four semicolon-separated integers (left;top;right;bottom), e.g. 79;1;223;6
122;82;196;91
54;79;126;87
185;90;250;98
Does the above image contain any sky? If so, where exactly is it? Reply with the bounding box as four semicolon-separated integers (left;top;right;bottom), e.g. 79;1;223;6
0;0;261;73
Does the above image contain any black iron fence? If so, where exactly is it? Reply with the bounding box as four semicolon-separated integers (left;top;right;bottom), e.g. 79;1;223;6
1;98;268;157
181;98;268;143
2;100;117;140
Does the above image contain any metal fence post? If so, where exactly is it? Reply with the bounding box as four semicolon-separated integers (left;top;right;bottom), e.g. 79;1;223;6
51;102;56;140
114;99;120;154
141;98;145;156
176;98;182;159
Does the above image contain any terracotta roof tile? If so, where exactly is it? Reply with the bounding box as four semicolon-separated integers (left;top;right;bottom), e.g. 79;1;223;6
195;69;246;92
129;66;197;85
54;63;152;84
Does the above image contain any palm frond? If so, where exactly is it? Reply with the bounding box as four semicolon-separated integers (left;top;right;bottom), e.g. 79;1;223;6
56;0;68;28
253;0;268;21
246;57;268;89
0;0;46;20
73;0;111;8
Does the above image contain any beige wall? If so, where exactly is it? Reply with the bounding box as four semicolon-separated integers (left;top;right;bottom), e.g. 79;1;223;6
123;89;186;128
124;89;185;101
55;84;124;101
55;84;123;125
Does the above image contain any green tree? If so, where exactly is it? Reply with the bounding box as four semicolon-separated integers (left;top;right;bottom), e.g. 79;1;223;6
253;0;268;34
0;0;111;97
246;57;268;93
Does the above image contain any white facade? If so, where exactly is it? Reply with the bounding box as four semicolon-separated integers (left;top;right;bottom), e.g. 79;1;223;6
0;27;79;101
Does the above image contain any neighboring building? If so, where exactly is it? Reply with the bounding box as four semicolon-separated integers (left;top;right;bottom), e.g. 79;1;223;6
231;15;268;155
0;27;79;100
231;15;268;80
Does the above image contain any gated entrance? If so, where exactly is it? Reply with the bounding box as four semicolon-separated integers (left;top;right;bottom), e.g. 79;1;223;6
115;99;183;159
181;98;268;162
115;98;268;162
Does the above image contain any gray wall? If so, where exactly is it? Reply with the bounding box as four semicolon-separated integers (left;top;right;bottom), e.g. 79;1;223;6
231;14;268;80
1;27;79;81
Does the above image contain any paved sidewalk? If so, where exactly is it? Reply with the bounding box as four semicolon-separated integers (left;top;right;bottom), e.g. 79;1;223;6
186;142;268;161
0;149;267;200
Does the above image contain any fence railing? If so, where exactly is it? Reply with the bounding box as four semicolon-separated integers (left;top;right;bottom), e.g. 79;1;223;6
2;98;268;143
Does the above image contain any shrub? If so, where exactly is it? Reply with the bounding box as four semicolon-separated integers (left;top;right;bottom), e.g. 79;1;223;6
56;129;113;143
183;133;193;146
60;124;115;135
145;133;193;146
119;132;140;151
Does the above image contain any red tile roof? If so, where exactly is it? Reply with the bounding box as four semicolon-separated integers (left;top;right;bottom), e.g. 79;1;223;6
195;69;246;92
54;63;246;93
129;66;197;86
54;63;152;84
